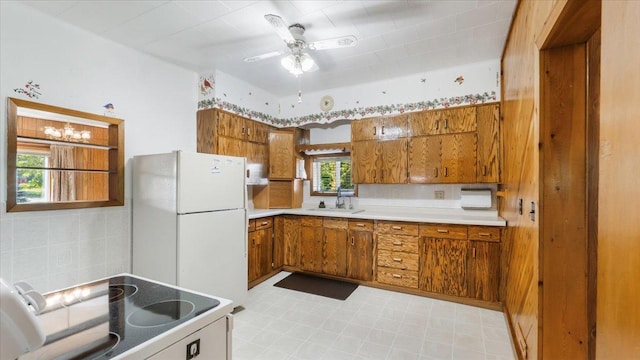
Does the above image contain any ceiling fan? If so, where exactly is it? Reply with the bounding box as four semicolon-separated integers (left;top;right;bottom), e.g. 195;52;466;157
244;14;358;76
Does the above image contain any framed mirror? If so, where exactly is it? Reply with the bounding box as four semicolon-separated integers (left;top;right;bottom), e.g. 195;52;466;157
6;97;124;212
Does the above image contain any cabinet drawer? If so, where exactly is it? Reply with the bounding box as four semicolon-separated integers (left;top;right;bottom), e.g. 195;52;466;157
248;219;256;232
324;217;348;229
377;250;418;271
376;221;419;236
468;226;501;242
377;234;419;253
255;217;273;230
301;216;323;227
377;267;418;288
348;219;374;231
420;224;468;239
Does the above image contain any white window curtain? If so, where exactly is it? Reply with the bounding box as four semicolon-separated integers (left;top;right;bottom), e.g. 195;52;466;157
49;145;75;202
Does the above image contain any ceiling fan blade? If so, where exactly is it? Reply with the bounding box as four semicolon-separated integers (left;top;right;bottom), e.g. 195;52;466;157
264;14;295;44
308;35;358;51
243;50;285;63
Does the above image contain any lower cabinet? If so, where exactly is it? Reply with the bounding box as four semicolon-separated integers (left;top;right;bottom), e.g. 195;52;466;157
275;215;298;268
322;218;348;277
375;221;420;289
300;217;324;273
467;226;501;302
248;217;273;283
347;219;374;281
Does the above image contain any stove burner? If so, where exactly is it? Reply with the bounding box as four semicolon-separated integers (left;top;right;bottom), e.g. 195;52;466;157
126;300;195;328
108;284;138;302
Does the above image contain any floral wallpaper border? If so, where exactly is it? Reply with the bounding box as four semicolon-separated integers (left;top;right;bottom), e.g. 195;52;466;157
198;91;497;127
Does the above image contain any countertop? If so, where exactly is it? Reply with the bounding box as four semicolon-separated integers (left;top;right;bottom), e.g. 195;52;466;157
248;205;506;226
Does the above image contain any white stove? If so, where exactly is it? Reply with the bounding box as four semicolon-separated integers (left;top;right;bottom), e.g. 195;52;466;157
1;273;233;360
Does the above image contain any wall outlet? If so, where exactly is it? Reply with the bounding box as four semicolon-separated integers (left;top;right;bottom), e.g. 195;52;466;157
434;190;445;199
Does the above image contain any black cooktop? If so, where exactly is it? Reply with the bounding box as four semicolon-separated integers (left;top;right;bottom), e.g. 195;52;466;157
39;275;220;359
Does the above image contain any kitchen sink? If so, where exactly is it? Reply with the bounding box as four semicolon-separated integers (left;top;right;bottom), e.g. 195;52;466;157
306;208;365;214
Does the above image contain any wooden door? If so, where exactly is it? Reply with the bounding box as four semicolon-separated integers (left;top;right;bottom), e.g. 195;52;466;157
217;136;245;158
351;140;379;184
217;111;244;139
347;230;373;281
476;104;500;183
408;110;438;137
419;237;468;297
468;240;500;302
299;221;323;273
379;139;407;184
439;133;476;183
268;130;295;179
379;115;408;139
351;117;381;141
322;228;348;276
281;215;300;267
408;136;441;183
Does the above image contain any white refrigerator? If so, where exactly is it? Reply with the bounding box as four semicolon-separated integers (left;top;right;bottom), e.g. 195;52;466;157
132;151;247;307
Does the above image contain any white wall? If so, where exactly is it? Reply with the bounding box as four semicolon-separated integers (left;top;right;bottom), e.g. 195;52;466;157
0;2;198;292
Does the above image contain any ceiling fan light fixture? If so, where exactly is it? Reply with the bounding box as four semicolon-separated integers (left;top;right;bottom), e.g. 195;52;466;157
281;53;315;76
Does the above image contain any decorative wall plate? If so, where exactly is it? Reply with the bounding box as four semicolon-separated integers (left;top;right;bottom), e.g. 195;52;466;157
320;95;334;111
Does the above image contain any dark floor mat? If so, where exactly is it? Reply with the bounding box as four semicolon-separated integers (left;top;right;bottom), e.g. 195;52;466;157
273;272;358;300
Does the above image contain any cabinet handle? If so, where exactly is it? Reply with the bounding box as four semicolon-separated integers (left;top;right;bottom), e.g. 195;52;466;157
356;223;365;227
247;127;251;136
351;237;355;246
478;232;491;237
373;126;377;136
435;120;439;130
392;241;403;246
242;127;245;135
392;226;402;230
437;229;449;233
252;238;255;245
434;167;438;178
382;125;385;135
381;170;384;179
444;167;448;177
472;248;477;258
261;221;269;225
246;169;250;178
393;258;402;262
392;274;402;279
444;119;449;129
483;165;487;176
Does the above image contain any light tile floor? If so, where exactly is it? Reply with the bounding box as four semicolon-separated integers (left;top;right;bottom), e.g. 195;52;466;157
233;272;515;360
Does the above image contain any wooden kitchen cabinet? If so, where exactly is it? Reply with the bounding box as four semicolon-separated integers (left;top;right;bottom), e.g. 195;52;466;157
476;103;500;183
322;218;348;277
299;216;324;273
409;106;477;136
347;219;374;281
275;215;299;268
467;226;501;302
351;115;408;141
408;133;476;184
419;224;469;297
351;139;408;184
248;217;273;283
375;221;420;288
268;128;296;179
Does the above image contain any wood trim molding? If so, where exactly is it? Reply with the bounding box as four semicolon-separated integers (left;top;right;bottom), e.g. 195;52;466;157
536;0;601;49
296;142;351;154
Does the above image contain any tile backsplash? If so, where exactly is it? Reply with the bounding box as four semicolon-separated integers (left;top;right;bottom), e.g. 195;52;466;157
0;200;131;293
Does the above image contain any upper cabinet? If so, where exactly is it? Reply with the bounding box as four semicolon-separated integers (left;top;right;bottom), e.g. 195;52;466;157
351;115;408;141
6;97;124;212
351;104;500;185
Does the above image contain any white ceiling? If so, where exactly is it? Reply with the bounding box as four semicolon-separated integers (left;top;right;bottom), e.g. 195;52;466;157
21;0;517;97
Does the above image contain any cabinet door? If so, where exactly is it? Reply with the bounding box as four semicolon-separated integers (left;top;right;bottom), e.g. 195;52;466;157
351;140;379;184
300;225;323;273
248;228;272;282
196;109;217;154
379;139;408;184
281;215;300;267
246;142;268;180
351;117;381;141
440;133;477;183
248;230;260;282
408;136;441;183
468;240;500;302
269;130;295;179
476;104;500;183
419;237;468;297
273;217;284;269
347;230;373;281
380;115;408;139
218;111;244;139
322;228;348;277
217;136;245;158
438;107;477;134
248;121;270;144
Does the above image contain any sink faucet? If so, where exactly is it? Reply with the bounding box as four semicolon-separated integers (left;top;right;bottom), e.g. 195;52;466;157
336;188;345;209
